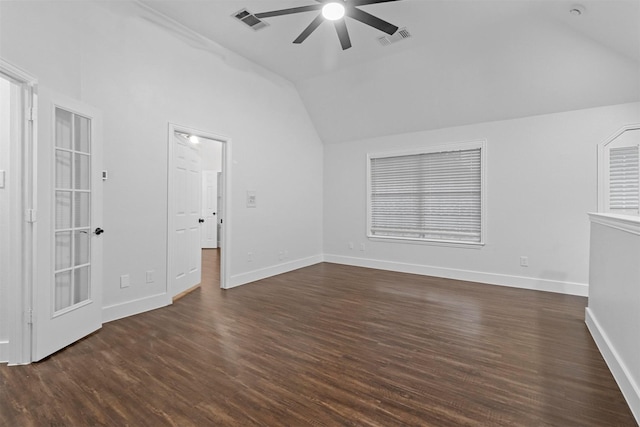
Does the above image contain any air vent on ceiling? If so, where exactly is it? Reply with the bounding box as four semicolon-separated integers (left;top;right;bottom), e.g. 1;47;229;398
233;8;269;31
378;27;411;46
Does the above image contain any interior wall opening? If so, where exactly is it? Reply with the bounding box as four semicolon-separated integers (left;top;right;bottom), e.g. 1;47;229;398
167;124;229;302
0;59;37;366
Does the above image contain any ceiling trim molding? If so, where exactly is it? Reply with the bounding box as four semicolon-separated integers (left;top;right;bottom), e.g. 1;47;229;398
132;0;289;85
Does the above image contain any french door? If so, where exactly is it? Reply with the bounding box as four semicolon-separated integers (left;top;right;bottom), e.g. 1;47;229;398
34;96;103;361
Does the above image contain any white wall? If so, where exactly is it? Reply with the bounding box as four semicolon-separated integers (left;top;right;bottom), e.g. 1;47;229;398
586;215;640;423
0;1;323;320
324;102;640;295
0;77;11;361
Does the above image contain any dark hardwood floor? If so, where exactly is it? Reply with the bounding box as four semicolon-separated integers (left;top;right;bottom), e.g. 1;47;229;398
1;249;636;426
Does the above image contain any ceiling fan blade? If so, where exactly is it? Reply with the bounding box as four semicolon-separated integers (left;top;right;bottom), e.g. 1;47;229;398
346;6;398;35
334;19;352;50
293;14;325;44
349;0;401;6
255;5;322;19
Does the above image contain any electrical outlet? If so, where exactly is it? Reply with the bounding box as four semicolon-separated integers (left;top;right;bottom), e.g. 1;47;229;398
360;243;366;251
248;252;253;262
278;251;284;261
120;274;130;288
146;270;154;284
520;256;529;267
348;242;354;250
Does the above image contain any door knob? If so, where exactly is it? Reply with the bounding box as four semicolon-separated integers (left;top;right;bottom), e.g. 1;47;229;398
94;227;104;235
198;218;204;223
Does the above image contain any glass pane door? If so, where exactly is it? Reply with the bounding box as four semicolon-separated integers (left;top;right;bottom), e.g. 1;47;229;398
54;108;92;314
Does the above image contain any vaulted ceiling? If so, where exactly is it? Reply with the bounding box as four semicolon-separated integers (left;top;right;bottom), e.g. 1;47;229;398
140;0;640;144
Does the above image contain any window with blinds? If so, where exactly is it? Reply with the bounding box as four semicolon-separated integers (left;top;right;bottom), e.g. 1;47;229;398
608;145;639;214
600;126;640;216
368;141;485;245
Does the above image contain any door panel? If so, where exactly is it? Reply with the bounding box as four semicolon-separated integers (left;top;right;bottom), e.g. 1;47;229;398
34;95;103;361
188;160;200;274
217;171;223;248
172;134;202;296
201;171;218;248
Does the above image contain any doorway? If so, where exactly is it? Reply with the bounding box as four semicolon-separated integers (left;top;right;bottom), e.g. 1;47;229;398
0;59;37;365
167;124;230;299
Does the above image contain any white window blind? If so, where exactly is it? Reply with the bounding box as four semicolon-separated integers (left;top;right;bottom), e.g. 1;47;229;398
609;145;639;214
369;147;482;244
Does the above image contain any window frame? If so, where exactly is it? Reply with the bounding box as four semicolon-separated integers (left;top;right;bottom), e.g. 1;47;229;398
598;124;640;216
366;140;487;248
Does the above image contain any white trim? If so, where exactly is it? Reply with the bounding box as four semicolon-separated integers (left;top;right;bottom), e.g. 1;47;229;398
133;1;234;55
368;236;485;248
0;59;37;365
367;140;486;160
0;59;37;84
0;341;8;363
586;308;640;424
167;124;232;294
228;255;323;289
102;293;171;323
588;212;640;236
323;254;588;296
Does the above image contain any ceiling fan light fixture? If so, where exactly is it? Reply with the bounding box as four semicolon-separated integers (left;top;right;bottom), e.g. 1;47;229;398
322;2;345;21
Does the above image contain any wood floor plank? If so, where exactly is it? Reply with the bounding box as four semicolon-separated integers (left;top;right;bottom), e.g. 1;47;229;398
0;249;636;426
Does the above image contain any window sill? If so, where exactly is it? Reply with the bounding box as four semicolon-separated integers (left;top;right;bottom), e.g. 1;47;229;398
368;235;485;249
588;212;640;236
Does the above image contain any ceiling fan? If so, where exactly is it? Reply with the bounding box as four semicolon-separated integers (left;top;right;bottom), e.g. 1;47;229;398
254;0;402;50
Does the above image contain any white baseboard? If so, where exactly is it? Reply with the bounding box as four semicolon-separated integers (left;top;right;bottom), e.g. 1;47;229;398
585;308;640;424
102;292;172;323
227;255;323;289
0;340;8;363
323;254;589;296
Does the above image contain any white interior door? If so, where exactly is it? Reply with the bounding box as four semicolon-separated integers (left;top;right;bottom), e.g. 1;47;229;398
34;97;103;361
172;134;202;296
217;171;223;248
201;170;218;249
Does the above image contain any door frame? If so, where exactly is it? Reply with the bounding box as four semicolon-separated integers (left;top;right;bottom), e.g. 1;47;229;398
0;59;37;365
167;123;231;292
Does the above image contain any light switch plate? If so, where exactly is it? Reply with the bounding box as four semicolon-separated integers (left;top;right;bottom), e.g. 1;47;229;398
247;190;256;208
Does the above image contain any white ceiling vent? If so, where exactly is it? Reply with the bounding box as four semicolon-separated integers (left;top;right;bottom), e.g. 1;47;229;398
233;9;269;31
378;27;411;46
